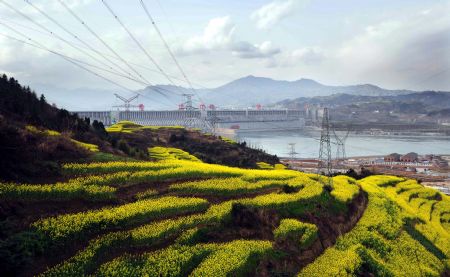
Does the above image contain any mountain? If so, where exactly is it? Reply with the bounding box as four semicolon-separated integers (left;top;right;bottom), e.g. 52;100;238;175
276;91;450;124
34;75;442;111
145;75;421;109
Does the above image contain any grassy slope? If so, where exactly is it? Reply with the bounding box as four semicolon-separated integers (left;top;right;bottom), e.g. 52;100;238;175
1;145;448;276
0;119;448;276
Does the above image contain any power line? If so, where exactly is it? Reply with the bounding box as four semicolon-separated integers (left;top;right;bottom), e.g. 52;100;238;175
153;0;178;36
0;23;149;88
0;28;175;109
56;0;152;86
22;0;136;80
101;0;182;91
56;0;185;108
0;0;129;80
0;23;133;92
138;0;194;90
0;20;189;102
138;0;204;103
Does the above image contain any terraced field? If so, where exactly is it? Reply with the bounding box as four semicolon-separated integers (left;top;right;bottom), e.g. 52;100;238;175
1;149;449;276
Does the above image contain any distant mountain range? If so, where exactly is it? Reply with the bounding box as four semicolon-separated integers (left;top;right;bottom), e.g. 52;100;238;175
277;91;450;123
37;75;447;111
140;75;423;109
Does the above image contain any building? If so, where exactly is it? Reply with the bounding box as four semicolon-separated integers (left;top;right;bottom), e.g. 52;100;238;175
400;152;419;163
384;153;401;162
432;157;449;169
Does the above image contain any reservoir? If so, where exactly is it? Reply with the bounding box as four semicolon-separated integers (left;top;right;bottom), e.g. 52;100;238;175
235;130;450;158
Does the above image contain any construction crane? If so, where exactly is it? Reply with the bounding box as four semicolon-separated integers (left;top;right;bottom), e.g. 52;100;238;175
113;93;139;111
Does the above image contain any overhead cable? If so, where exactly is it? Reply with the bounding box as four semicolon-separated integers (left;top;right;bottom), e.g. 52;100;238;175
0;0;127;79
56;0;152;86
23;0;136;80
138;0;204;103
101;0;181;91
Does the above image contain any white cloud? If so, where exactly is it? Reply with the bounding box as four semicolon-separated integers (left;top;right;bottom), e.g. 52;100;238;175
182;16;235;54
251;0;301;29
232;41;280;59
332;6;450;90
290;47;323;65
178;16;280;59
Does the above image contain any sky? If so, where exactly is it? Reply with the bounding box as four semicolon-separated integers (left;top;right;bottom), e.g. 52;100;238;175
0;0;449;96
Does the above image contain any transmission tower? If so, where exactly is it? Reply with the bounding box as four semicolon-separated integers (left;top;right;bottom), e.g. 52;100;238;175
206;112;220;134
113;93;139;111
287;143;299;159
112;93;140;121
317;107;333;186
332;127;351;162
182;93;194;110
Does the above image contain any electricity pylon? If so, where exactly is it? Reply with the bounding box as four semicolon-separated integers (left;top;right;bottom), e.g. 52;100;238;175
113;93;139;111
317;107;333;186
113;93;139;120
332;127;351;161
288;143;299;159
182;93;194;110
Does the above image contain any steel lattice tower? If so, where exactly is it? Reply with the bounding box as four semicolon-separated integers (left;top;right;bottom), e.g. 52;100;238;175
317;108;333;186
288;143;298;159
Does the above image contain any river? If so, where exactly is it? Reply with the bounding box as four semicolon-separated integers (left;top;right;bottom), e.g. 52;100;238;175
235;130;450;158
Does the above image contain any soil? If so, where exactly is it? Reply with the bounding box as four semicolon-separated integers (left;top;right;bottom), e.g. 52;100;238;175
257;190;368;276
191;190;368;276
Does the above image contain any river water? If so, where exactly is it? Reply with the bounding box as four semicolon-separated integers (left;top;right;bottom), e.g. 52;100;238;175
235;130;450;158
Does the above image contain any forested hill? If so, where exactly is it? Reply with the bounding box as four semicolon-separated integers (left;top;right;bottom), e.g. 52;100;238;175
0;74;279;182
0;74;108;139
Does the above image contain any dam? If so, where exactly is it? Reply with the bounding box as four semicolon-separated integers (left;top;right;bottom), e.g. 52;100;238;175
72;108;317;132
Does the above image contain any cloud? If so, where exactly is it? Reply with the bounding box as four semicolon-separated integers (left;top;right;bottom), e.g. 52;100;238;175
332;5;450;90
181;16;235;54
251;0;301;29
232;41;280;59
289;47;324;65
178;16;280;59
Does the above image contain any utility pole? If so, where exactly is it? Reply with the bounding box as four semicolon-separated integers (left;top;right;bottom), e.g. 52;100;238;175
317;107;333;186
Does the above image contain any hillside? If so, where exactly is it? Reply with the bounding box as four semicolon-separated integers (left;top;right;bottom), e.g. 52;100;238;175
277;91;450;124
0;153;449;276
1;74;449;276
136;76;421;109
0;74;279;182
39;75;430;111
105;121;279;168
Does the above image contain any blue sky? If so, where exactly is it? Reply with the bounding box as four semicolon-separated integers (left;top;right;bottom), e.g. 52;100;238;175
0;0;449;94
